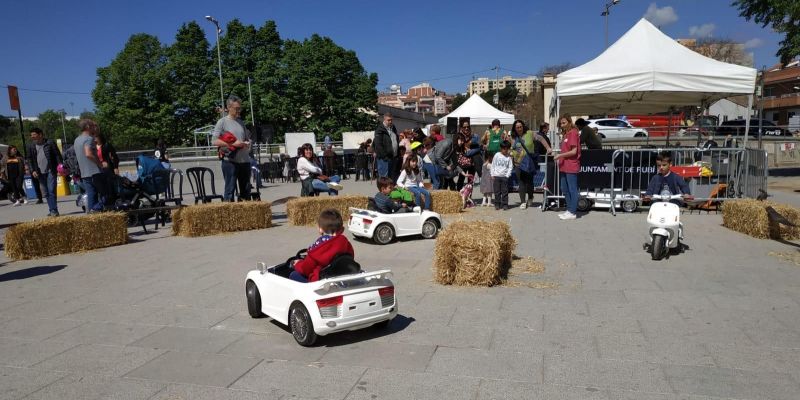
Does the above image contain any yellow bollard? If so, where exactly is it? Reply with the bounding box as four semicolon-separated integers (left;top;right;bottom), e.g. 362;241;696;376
56;175;71;196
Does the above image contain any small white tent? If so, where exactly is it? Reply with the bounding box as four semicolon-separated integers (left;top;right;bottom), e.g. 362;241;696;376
556;18;756;115
439;94;515;126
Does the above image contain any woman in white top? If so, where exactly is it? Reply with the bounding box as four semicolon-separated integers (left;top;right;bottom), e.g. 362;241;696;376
397;156;432;210
297;143;343;196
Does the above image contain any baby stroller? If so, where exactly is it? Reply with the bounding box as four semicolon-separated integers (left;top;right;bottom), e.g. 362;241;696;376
459;173;475;209
115;155;170;227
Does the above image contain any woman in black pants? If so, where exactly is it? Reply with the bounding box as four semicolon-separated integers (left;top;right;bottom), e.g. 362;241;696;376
95;133;120;207
5;145;25;205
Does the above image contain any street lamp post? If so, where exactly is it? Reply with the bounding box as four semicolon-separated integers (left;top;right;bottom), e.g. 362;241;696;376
60;109;67;145
205;15;225;117
601;0;621;49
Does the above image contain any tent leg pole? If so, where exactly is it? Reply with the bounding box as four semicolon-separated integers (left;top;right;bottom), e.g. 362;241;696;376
743;94;753;149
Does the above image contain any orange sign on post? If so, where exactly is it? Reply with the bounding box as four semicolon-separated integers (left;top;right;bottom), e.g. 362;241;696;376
8;85;20;111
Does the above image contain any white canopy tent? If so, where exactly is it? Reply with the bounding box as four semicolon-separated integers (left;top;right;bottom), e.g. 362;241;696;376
439;94;515;126
555;18;757;145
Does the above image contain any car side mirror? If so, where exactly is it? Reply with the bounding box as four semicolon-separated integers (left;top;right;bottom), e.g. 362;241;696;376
258;262;267;274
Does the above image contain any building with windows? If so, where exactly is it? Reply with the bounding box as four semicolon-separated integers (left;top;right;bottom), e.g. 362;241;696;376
468;75;539;96
377;83;454;116
757;60;800;126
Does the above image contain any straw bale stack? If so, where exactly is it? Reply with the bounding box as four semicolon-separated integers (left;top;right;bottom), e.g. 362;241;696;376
434;220;516;286
172;202;272;237
4;213;128;260
430;190;463;214
286;195;368;226
722;199;800;240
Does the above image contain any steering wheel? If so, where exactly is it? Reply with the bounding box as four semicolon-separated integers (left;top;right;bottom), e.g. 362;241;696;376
285;248;307;268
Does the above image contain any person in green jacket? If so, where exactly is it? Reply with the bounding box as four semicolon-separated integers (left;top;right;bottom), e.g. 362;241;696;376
482;119;508;155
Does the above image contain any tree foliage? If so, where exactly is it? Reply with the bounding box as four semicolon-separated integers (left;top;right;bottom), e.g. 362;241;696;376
480;86;519;111
92;20;377;148
733;0;800;65
281;35;377;140
536;62;574;76
451;93;468;111
93;33;171;149
692;38;754;67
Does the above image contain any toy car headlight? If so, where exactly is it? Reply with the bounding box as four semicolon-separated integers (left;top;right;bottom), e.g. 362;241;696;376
257;262;267;274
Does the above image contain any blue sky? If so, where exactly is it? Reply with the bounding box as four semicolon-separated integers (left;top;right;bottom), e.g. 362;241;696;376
0;0;785;117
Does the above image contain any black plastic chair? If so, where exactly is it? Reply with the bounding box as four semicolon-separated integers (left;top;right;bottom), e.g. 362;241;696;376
186;167;224;204
165;169;184;206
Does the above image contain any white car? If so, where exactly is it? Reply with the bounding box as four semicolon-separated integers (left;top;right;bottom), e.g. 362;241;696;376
587;118;649;139
245;250;397;346
348;204;442;245
577;189;641;213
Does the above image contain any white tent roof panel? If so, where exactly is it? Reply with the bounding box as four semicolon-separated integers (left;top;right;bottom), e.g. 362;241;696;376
556;18;757;115
439;94;515;125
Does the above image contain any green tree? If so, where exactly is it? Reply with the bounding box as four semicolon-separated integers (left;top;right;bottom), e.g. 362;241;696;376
167;22;215;145
281;34;378;140
251;20;287;139
733;0;800;65
36;110;66;140
451;93;468;111
93;34;172;149
480;86;518;111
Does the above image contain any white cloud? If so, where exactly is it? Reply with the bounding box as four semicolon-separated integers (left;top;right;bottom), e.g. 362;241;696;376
643;3;678;27
743;38;764;49
689;23;716;38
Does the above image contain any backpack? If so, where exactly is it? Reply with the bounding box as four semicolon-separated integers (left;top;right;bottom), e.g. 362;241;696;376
63;145;80;177
136;155;167;195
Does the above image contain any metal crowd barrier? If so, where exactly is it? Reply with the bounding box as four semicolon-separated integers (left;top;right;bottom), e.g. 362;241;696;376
538;147;768;216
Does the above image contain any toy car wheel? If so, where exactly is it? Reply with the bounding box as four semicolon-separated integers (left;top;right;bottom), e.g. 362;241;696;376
421;219;439;239
621;200;638;213
577;198;592;212
651;235;666;260
245;280;264;318
289;302;317;346
373;223;394;245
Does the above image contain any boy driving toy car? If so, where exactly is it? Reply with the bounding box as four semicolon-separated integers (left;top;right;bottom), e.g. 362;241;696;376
374;177;411;214
644;151;692;205
289;209;355;283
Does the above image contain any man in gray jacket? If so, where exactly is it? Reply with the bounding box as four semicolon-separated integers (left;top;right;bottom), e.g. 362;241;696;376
212;96;252;201
429;136;457;190
372;113;398;179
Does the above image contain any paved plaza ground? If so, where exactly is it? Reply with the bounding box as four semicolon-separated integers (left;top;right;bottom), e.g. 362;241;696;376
1;168;799;399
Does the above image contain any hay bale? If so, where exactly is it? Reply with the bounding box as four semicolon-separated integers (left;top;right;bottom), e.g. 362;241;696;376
172;202;272;237
286;195;368;226
722;199;800;240
433;220;516;286
430;190;463;214
4;213;128;260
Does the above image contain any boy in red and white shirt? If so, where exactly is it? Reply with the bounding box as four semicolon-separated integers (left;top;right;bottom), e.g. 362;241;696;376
290;209;354;283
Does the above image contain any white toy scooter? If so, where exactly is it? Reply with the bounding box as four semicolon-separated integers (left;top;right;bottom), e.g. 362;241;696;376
643;186;691;260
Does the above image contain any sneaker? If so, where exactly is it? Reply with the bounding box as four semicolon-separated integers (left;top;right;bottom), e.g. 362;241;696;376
12;201;21;207
520;203;527;210
36;199;43;204
327;182;344;191
22;198;28;204
47;212;60;217
559;212;577;220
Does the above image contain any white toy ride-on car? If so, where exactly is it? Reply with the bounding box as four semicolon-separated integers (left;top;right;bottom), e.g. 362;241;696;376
245;249;397;346
348;199;442;245
577;189;641;213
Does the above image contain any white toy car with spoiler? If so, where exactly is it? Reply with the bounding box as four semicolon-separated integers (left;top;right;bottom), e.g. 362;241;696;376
348;199;442;245
245;249;397;346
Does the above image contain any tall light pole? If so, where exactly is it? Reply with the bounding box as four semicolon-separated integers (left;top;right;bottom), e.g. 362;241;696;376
601;0;621;49
205;15;225;117
59;109;67;145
